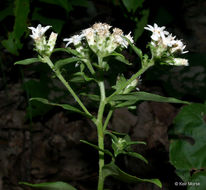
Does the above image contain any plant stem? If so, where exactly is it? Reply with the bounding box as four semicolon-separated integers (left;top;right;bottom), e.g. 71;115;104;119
44;56;95;122
97;56;106;190
103;109;113;131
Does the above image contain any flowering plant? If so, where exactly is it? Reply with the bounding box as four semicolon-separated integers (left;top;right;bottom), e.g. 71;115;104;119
15;22;189;190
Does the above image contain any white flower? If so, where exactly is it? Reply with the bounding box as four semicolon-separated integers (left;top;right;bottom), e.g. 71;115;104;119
145;23;189;58
162;34;176;47
28;24;51;40
28;24;58;56
64;22;134;57
92;23;111;37
63;34;84;47
144;23;169;42
170;40;189;54
82;28;95;46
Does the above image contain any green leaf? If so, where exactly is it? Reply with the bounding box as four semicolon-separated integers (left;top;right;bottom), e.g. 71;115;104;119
2;33;19;55
109;52;132;65
126;141;147;146
19;181;77;190
102;162;162;188
2;0;30;55
169;103;206;182
14;58;41;65
54;57;81;70
80;140;114;158
187;171;206;190
71;72;95;82
125;37;143;60
30;97;89;117
122;0;144;13
80;93;100;101
123;151;148;164
13;0;30;40
53;48;80;56
111;91;190;104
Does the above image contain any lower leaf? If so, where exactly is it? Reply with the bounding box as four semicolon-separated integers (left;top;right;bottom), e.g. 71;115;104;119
102;162;162;188
19;181;77;190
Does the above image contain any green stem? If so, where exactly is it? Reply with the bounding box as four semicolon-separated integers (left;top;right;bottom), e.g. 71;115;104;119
44;56;95;122
97;56;106;190
103;109;113;131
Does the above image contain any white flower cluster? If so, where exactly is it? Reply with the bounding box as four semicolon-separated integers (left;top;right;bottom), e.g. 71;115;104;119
63;22;134;57
144;23;189;66
28;24;58;56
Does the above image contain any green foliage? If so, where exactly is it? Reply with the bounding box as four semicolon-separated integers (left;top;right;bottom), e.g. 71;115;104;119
2;0;30;55
14;58;41;65
30;97;91;118
53;48;80;57
169;103;206;189
19;181;77;190
80;140;114;158
133;9;149;41
109;52;132;65
102;161;162;188
54;57;82;70
110;91;190;108
105;130;148;163
81;131;161;187
120;0;149;41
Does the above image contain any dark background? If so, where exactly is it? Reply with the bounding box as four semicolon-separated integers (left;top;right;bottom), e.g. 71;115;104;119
0;0;205;189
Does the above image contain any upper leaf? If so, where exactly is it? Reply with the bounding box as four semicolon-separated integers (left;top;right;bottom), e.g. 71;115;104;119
30;97;90;117
54;57;81;70
14;58;41;65
111;91;190;108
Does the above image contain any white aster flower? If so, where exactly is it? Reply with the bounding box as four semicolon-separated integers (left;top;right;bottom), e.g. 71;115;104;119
82;28;95;46
145;23;188;55
162;34;176;47
144;23;169;42
170;39;188;54
63;34;84;47
28;24;57;56
28;24;51;40
92;23;111;38
64;22;134;58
